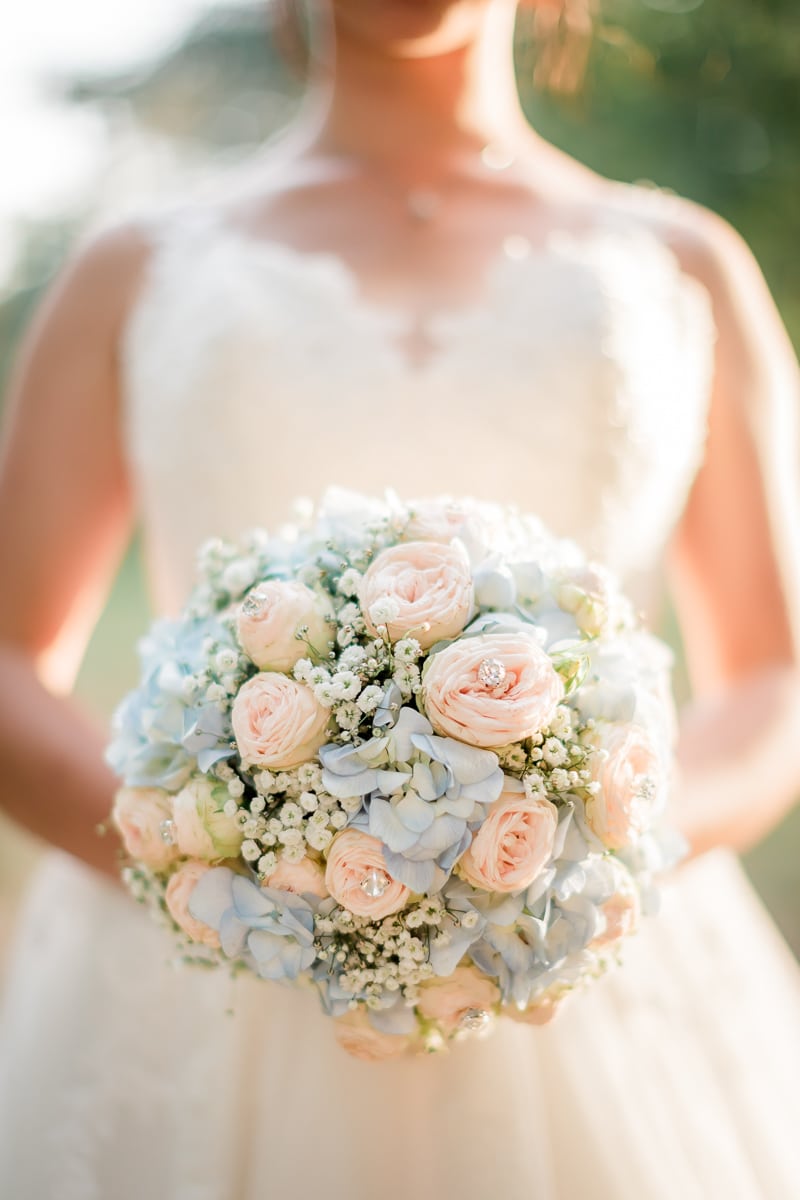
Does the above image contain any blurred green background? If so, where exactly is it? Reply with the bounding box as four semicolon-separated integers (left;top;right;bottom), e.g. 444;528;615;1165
1;0;799;964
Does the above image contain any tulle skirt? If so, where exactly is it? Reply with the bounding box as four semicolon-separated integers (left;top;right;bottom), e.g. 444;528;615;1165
1;846;799;1200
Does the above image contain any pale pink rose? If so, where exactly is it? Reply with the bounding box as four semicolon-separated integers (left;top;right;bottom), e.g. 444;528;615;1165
173;777;243;861
458;784;558;892
111;786;177;871
359;540;473;649
421;631;564;748
265;856;329;899
416;965;500;1034
590;862;641;950
165;861;221;948
324;830;410;919
237;580;334;672
232;672;331;769
585;722;664;849
333;1009;413;1062
402;499;475;544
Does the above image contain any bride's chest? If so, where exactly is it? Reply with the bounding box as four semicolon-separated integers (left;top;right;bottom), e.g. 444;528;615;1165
121;221;716;580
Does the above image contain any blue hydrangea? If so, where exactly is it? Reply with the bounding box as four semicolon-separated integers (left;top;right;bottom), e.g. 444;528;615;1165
105;613;237;789
188;867;317;982
320;707;504;893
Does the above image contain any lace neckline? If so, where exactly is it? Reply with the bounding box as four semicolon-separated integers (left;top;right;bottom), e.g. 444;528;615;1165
134;205;715;377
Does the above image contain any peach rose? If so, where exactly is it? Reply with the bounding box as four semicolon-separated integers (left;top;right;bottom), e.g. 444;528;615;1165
232;672;331;769
359;540;473;649
505;990;571;1026
172;777;243;861
237;580;334;672
585;722;664;849
458;782;558;892
590;862;641;950
402;499;475;544
416;965;500;1034
265;856;329;899
165;861;221;948
421;631;564;748
324;830;410;919
334;1009;413;1062
111;786;178;871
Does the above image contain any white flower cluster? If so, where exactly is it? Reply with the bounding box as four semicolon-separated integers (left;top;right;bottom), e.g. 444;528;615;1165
314;904;446;1006
224;762;357;875
292;622;423;743
514;705;595;801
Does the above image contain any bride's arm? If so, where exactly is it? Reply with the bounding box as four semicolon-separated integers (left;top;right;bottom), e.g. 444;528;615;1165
0;222;151;878
662;202;800;856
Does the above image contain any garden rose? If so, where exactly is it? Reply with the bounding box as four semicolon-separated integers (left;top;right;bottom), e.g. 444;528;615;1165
421;631;564;748
359;540;473;649
333;1009;412;1062
173;776;243;860
458;782;558;892
237;580;334;672
324;830;410;919
402;500;475;544
111;786;177;871
165;861;221;948
417;965;500;1034
584;721;664;849
265;856;329;899
590;861;641;950
232;672;330;769
505;991;571;1026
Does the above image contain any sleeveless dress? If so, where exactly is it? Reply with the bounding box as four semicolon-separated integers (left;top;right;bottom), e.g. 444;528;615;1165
2;202;800;1200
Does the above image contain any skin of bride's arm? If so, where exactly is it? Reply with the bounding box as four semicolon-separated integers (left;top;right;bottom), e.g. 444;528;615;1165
0;221;150;878
662;200;800;858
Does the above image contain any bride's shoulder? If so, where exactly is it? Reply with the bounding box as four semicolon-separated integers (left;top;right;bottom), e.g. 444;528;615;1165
37;213;161;357
592;177;764;320
57;199;228;341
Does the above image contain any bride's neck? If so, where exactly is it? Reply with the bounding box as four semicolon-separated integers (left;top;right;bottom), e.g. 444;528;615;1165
297;2;537;173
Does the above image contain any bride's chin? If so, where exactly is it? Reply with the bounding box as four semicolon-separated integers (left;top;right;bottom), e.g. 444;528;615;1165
330;0;500;58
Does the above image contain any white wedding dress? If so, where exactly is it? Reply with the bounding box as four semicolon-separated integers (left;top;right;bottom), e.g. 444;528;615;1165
2;200;800;1200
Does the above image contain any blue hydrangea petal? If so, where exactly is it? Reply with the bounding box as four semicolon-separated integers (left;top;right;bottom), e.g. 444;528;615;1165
367;998;418;1036
372;681;404;729
380;850;437;894
410;761;439;802
428;915;484;976
394;789;435;835
187;866;236;930
410;733;500;789
367;796;419;853
387;706;433;761
219;908;249;958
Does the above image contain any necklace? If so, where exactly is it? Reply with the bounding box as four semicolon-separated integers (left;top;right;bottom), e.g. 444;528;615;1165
387;141;518;227
357;142;522;368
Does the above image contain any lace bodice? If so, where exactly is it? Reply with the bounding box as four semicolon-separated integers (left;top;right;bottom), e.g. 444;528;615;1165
120;204;717;620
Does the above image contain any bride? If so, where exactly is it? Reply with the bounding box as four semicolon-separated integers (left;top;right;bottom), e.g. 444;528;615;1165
1;1;799;1196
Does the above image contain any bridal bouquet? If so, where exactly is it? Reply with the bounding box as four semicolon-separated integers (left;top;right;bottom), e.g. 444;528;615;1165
106;487;683;1061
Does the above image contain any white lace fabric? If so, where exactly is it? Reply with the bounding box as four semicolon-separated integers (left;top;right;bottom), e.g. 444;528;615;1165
2;200;800;1200
119;205;716;617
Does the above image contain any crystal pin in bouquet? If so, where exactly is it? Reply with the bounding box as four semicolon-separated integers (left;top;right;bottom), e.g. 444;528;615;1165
106;488;684;1061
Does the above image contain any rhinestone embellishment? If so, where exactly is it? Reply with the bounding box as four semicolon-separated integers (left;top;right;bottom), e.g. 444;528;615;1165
360;868;390;898
459;1008;491;1033
477;657;506;688
159;818;177;846
241;590;268;616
